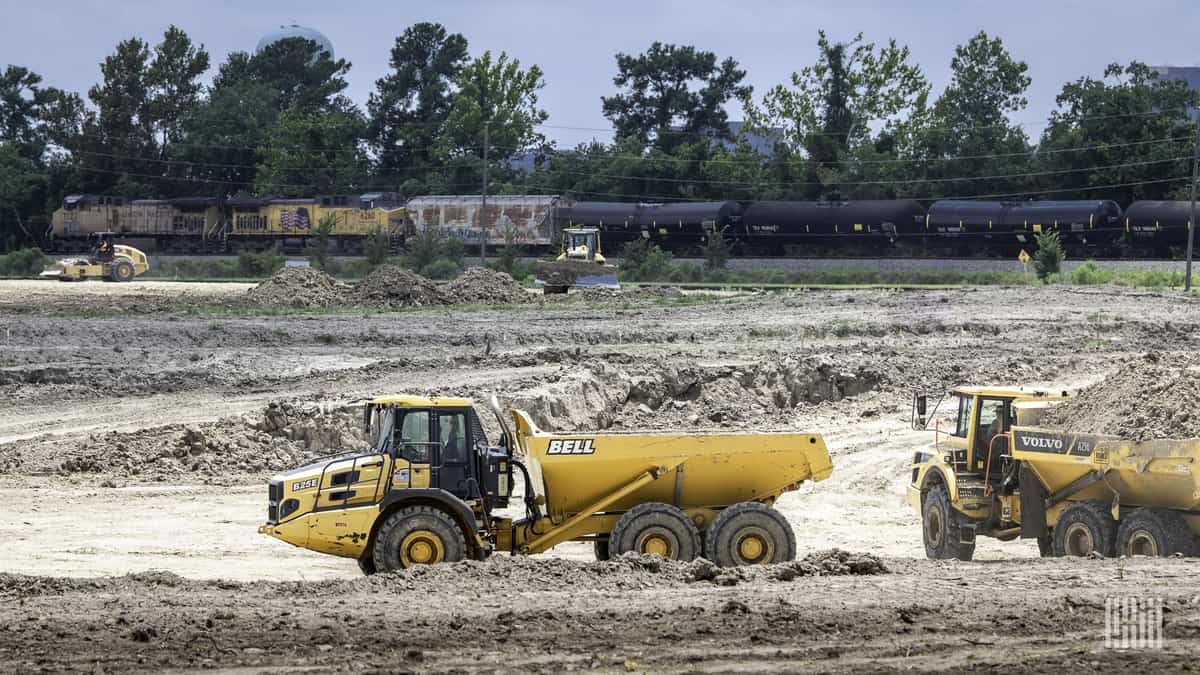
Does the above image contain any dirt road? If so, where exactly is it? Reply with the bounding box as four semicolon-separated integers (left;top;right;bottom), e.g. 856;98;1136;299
2;279;1198;671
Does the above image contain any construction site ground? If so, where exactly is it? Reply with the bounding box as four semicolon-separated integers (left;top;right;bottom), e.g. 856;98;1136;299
2;278;1199;672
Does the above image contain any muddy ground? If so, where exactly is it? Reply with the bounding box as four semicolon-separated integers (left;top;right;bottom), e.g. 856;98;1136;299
1;279;1199;672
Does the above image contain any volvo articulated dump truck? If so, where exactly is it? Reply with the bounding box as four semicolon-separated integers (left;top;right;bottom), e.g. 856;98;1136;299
261;395;833;572
910;386;1200;560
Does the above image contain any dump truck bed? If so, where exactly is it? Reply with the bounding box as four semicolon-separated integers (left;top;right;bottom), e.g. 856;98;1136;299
1012;426;1200;510
511;410;832;518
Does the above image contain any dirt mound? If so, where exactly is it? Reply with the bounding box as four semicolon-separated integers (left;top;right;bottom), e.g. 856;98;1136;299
507;356;881;432
352;264;445;308
443;267;529;304
246;267;349;308
54;400;367;480
1041;353;1200;440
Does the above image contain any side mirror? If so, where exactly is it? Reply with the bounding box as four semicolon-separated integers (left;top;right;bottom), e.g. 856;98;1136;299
916;395;927;417
912;393;928;430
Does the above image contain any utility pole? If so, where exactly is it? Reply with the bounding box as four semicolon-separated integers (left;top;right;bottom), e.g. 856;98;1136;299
479;121;489;265
1188;123;1200;291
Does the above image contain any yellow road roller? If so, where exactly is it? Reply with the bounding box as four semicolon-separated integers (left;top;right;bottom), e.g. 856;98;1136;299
260;395;833;573
40;232;149;282
909;386;1200;559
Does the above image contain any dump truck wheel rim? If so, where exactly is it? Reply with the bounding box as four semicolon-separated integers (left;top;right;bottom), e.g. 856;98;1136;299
734;527;773;564
1127;530;1159;557
636;529;676;558
925;509;944;547
1064;523;1095;556
400;530;444;566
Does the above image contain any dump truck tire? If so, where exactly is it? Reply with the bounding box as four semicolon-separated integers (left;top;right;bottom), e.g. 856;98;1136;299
112;259;135;282
1053;501;1117;558
1116;508;1198;557
922;484;975;561
609;502;701;561
357;556;377;576
593;540;610;561
1038;534;1055;557
705;501;796;567
372;505;467;571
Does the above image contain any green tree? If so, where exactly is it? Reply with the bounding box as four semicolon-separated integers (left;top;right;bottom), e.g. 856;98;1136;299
438;50;548;184
402;226;464;278
702;225;731;271
84;36;156;194
1039;62;1198;204
145;25;209;159
748;31;928;198
897;32;1032;199
1034;230;1065;282
178;37;356;195
601;43;752;153
368;23;468;187
305;213;337;270
255;103;368;196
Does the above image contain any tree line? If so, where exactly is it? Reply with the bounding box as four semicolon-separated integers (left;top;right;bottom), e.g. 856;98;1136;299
1;22;1197;250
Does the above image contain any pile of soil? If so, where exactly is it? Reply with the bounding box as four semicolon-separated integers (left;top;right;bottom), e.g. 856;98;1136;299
443;267;529;304
246;267;349;308
1040;353;1200;440
507;355;882;432
351;265;444;308
54;400;367;480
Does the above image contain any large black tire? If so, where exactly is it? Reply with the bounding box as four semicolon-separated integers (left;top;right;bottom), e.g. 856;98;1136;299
1053;501;1117;558
1116;508;1198;557
372;505;467;572
704;501;796;567
593;540;610;561
357;555;377;576
609;502;701;561
922;484;976;561
112;259;135;282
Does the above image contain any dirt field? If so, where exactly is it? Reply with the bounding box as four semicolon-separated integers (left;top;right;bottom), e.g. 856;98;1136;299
2;278;1199;672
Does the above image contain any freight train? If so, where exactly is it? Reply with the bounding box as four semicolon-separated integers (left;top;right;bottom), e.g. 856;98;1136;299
47;193;1197;257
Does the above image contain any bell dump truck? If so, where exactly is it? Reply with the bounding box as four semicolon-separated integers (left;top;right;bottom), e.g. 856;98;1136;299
259;395;832;573
909;386;1200;560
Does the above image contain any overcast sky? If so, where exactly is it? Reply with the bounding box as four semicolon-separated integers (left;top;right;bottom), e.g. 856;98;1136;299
4;0;1198;145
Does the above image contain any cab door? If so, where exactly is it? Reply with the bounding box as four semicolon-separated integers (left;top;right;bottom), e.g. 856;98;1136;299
970;397;1012;475
434;409;474;499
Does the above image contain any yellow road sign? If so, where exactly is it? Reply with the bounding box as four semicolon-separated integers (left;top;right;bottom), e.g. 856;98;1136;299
1018;249;1031;264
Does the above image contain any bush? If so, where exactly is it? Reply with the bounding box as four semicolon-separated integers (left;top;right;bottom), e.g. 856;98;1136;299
1033;231;1065;282
702;226;731;271
1070;260;1113;285
422;258;463;280
305;214;337;270
490;225;530;281
403;227;465;277
236;249;285;277
618;238;673;282
0;248;49;277
365;227;392;267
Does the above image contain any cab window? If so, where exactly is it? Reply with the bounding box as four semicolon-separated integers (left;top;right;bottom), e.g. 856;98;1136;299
438;411;468;464
397;410;431;463
953;394;972;438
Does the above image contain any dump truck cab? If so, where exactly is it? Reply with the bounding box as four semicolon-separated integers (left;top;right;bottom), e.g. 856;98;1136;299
261;394;833;574
908;386;1069;560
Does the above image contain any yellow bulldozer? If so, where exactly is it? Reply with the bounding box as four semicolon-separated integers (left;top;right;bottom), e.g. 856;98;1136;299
910;385;1200;559
40;232;149;282
533;227;620;294
260;395;833;573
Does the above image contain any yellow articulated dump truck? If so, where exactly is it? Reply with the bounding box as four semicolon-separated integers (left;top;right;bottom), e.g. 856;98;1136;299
909;386;1200;560
260;395;833;573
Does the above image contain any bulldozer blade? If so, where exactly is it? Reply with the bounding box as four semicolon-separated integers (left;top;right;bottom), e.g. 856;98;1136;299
571;273;620;290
